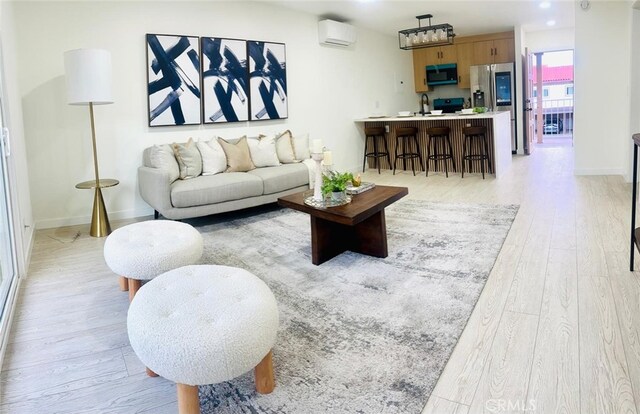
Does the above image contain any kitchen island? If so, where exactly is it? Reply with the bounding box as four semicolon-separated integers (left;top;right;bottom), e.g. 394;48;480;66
355;111;512;178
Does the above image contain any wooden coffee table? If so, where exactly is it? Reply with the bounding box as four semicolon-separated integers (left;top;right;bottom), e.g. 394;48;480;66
277;186;408;265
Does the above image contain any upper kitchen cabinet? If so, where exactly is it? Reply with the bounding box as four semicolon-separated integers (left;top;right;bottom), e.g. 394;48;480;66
455;42;474;89
472;37;515;65
412;49;430;92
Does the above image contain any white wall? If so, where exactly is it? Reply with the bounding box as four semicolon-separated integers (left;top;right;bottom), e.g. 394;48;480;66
629;9;640;181
574;1;632;175
13;1;414;229
0;1;33;274
525;27;575;53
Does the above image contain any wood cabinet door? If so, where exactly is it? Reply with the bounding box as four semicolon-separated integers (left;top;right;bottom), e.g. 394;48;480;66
422;47;442;66
493;38;515;63
472;40;495;65
456;42;474;89
439;45;458;64
412;49;429;92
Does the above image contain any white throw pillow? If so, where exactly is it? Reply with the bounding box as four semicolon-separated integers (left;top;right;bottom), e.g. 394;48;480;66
292;132;310;160
197;138;227;176
274;130;297;164
149;144;180;183
247;136;280;168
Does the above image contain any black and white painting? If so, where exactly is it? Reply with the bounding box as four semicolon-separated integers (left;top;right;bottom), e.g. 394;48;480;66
248;41;287;121
147;34;201;127
201;37;248;123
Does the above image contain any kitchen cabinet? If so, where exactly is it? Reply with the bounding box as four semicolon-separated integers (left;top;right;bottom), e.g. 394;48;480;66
455;42;474;89
412;49;430;92
473;38;515;65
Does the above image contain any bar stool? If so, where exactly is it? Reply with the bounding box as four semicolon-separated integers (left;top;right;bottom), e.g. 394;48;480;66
425;127;456;177
362;126;391;173
462;126;492;179
393;127;423;176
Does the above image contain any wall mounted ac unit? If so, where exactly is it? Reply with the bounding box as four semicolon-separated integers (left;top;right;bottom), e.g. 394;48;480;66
318;20;357;46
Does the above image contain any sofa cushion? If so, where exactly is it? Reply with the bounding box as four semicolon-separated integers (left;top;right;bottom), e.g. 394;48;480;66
171;173;263;208
197;138;227;176
246;163;309;195
172;138;202;179
218;137;256;172
149;144;180;183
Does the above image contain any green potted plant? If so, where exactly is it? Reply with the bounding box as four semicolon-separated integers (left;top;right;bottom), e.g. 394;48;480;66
322;170;353;202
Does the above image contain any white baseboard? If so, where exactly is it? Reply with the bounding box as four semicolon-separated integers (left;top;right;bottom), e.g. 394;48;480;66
574;168;625;176
35;207;154;230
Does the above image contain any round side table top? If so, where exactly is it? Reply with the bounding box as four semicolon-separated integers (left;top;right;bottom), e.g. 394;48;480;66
75;179;119;189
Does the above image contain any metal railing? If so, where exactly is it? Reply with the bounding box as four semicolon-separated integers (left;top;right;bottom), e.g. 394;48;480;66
533;98;574;136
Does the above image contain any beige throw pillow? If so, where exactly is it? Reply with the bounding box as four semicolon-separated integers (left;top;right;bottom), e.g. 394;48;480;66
172;138;202;179
218;137;256;172
291;132;311;160
149;144;180;183
274;131;297;164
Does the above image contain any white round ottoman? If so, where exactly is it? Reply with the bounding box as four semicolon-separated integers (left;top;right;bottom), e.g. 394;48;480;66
127;265;279;414
104;220;203;301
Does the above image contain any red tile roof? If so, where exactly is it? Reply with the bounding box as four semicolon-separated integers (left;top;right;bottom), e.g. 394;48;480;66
532;65;574;83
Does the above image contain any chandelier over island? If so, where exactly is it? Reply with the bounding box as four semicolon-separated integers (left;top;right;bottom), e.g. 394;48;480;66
398;14;455;50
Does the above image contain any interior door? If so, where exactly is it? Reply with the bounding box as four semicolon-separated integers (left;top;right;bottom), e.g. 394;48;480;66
523;48;535;154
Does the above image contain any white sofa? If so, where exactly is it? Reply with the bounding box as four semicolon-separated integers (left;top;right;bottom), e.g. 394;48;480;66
138;137;310;220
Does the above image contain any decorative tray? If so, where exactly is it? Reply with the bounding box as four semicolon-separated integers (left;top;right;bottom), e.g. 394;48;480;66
303;191;352;209
346;182;375;195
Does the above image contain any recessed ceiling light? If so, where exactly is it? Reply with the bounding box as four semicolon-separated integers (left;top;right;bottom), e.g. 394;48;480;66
546;19;556;26
540;2;551;9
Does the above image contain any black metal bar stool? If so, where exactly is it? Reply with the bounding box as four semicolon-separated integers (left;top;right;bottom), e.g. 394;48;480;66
462;126;492;179
393;127;423;176
362;126;391;173
425;127;456;177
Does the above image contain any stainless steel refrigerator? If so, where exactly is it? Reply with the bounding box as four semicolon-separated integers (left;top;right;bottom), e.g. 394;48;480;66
470;63;517;152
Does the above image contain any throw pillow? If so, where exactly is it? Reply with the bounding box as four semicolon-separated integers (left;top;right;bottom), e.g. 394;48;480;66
149;144;180;183
197;138;227;176
172;138;202;179
291;132;311;160
247;135;280;168
274;130;297;164
218;136;256;172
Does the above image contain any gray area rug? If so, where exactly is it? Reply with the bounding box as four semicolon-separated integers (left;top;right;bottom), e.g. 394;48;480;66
195;200;518;413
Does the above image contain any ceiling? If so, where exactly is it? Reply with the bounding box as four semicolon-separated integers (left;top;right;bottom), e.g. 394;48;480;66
270;0;575;37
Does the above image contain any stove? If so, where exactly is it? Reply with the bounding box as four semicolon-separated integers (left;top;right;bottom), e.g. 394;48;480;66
433;98;465;113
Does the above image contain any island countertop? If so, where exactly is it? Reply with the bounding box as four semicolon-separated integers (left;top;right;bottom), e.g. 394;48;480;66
355;111;512;178
354;111;510;122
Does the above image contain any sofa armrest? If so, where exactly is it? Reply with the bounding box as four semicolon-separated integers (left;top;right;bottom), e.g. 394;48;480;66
138;166;173;213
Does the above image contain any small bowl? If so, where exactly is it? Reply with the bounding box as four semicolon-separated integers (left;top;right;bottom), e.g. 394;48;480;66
430;110;443;115
461;109;474;114
398;111;412;116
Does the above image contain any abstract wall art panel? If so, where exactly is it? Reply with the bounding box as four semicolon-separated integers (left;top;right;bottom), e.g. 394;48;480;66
248;41;287;121
146;34;201;127
201;37;249;124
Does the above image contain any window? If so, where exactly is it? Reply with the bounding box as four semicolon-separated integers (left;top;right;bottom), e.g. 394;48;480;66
566;86;574;96
543;88;549;97
533;88;537;97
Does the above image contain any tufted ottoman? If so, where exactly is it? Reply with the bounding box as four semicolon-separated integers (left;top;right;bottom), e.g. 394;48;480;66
103;220;203;301
127;265;279;414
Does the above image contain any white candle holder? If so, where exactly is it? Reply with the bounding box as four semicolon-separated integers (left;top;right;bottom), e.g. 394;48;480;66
311;152;324;201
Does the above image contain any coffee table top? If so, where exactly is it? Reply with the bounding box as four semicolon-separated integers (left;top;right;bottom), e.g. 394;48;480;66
278;185;408;226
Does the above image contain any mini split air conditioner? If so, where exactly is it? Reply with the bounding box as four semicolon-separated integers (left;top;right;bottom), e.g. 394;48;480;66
318;20;357;46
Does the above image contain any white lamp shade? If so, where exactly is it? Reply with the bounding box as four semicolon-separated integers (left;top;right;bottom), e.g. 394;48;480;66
64;48;113;105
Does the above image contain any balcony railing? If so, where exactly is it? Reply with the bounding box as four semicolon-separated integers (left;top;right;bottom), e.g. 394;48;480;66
533;98;574;136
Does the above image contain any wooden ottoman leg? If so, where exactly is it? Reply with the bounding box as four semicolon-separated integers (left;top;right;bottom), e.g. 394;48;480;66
128;279;142;302
146;367;159;377
119;276;129;292
177;383;200;414
254;350;275;394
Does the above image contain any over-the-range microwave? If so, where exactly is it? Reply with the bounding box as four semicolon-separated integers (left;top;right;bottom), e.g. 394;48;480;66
426;63;458;86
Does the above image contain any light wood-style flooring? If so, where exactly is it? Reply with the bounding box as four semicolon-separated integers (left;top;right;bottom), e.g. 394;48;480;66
2;144;639;413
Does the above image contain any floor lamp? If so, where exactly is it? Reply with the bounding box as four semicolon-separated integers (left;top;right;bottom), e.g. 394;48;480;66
64;48;118;238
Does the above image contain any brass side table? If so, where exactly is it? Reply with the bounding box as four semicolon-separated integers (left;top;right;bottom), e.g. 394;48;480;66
76;178;119;237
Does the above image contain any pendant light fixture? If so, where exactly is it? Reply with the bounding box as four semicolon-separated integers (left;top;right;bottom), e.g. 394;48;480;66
398;14;455;50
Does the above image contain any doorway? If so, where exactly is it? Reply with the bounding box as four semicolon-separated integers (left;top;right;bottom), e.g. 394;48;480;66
532;50;574;147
